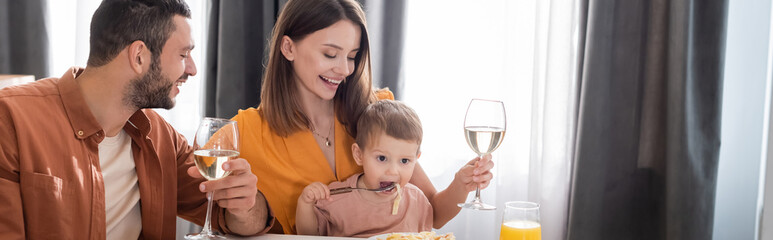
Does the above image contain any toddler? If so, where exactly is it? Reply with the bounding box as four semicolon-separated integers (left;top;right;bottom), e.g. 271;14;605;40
295;100;432;237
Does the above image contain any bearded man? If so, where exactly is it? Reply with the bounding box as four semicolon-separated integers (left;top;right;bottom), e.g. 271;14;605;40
0;0;272;239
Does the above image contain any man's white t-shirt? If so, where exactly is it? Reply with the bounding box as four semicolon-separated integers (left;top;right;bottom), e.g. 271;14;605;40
98;129;142;239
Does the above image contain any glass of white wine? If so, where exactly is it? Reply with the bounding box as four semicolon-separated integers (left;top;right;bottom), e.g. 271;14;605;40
185;117;240;240
458;99;506;210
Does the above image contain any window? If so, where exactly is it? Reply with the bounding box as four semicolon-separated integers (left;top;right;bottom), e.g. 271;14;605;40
404;1;579;238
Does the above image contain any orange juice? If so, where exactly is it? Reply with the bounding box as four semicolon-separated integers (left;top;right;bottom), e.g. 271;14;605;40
499;220;541;240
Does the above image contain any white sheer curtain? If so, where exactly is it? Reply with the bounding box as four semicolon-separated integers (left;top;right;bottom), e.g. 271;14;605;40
403;0;581;239
45;1;208;239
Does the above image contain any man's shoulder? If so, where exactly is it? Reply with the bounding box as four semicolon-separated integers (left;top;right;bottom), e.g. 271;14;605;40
0;78;63;117
0;78;60;99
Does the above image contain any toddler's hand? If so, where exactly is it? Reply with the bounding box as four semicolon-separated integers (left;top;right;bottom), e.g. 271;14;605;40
300;182;330;204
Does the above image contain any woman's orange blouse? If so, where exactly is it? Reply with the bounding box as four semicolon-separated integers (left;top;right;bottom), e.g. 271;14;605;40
232;90;393;234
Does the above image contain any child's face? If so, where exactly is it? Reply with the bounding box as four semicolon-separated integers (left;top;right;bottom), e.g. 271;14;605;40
353;133;420;196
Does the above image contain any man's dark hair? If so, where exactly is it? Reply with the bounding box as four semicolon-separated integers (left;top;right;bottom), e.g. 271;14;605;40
87;0;191;67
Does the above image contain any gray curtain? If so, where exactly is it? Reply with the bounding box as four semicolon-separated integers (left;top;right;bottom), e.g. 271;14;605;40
567;0;727;239
363;0;406;100
184;2;282;237
0;0;49;78
203;0;406;119
204;0;280;118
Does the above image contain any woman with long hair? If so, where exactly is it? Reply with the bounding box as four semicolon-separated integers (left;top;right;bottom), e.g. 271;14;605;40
232;0;495;234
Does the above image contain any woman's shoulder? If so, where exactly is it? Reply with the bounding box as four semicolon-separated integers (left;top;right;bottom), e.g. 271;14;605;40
231;107;271;138
232;107;263;123
375;88;394;101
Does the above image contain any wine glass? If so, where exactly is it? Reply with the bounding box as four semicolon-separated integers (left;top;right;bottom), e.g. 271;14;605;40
185;117;240;240
458;99;506;210
500;201;541;240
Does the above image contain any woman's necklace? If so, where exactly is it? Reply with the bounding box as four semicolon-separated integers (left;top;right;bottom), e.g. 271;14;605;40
312;120;333;147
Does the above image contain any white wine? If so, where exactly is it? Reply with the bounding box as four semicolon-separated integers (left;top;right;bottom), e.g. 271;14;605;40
194;149;239;180
465;126;505;155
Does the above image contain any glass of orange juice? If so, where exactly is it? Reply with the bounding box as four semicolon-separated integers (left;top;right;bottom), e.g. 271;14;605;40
500;201;541;240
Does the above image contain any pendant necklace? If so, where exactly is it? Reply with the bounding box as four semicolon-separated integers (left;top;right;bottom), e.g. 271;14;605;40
312;121;333;147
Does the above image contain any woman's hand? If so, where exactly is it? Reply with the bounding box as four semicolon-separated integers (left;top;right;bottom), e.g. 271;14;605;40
455;154;494;192
300;182;330;204
188;158;259;215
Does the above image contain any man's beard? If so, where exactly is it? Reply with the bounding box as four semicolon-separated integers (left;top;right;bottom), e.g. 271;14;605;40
124;60;176;110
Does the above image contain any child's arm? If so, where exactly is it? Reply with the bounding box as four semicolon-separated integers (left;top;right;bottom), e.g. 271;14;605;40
296;182;330;235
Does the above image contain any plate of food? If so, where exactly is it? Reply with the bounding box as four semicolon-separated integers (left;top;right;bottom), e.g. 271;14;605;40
367;231;455;240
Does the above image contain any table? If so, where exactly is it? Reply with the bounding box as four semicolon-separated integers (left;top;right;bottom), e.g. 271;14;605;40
228;234;365;240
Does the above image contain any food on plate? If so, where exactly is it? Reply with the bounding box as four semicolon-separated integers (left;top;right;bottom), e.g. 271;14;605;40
379;231;455;240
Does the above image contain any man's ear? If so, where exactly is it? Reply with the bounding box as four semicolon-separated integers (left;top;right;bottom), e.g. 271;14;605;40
280;35;295;61
352;143;363;166
127;40;149;74
417;150;421;159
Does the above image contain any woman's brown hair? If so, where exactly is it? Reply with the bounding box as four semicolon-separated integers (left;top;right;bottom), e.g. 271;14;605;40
260;0;377;137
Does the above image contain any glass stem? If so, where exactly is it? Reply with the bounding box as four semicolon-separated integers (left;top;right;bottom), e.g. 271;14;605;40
473;186;482;203
202;191;215;235
473;154;483;203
